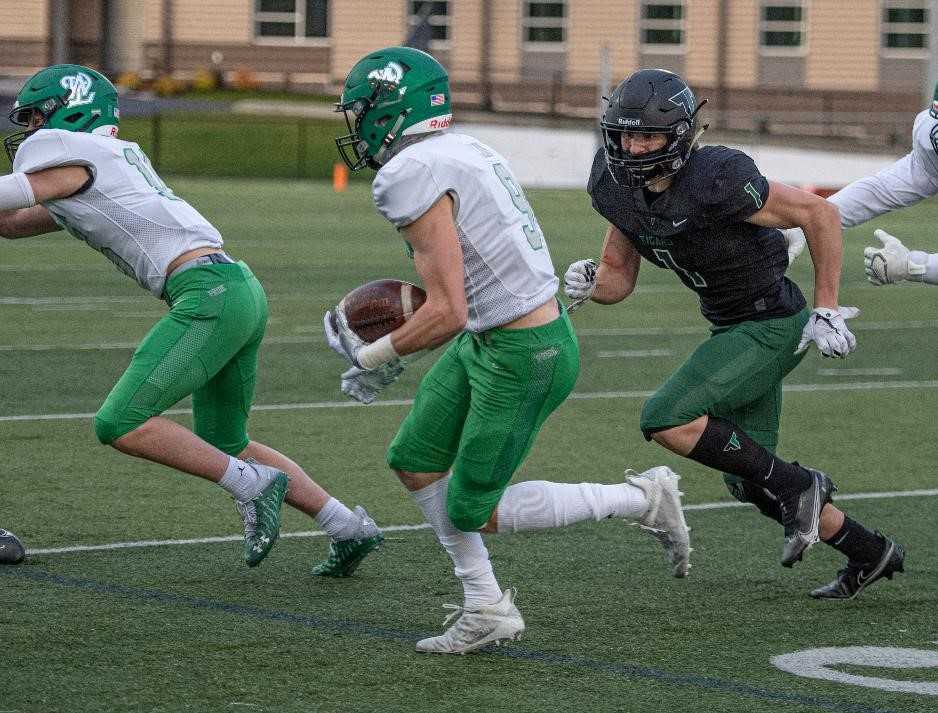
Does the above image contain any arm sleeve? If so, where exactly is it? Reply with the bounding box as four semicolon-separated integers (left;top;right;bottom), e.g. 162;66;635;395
12;131;96;179
830;112;938;228
372;158;447;228
704;151;769;224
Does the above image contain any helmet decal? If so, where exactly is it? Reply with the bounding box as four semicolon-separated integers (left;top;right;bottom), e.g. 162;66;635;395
367;61;405;85
60;72;96;107
668;87;696;116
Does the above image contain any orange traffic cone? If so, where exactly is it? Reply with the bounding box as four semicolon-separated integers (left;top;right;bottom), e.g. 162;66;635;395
333;162;349;192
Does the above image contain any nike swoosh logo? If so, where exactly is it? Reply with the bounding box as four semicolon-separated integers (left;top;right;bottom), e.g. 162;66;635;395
673;218;688;227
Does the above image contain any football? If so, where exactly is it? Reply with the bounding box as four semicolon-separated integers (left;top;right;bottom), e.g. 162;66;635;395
337;278;427;343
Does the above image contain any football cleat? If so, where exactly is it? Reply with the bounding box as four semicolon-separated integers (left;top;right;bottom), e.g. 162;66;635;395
312;506;384;577
0;529;25;565
236;471;289;568
810;537;905;601
416;588;525;655
627;466;692;577
779;467;836;568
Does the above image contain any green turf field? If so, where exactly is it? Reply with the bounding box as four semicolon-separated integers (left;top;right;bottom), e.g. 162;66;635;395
2;179;937;713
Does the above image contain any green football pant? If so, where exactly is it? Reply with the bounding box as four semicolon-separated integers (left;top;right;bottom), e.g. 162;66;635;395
639;309;810;489
94;261;267;455
387;308;580;532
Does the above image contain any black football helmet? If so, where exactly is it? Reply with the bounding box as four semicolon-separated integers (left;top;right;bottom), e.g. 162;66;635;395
601;69;707;188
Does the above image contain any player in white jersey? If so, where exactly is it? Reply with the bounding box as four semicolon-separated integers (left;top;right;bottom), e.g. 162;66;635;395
784;86;938;285
0;64;383;575
325;47;691;654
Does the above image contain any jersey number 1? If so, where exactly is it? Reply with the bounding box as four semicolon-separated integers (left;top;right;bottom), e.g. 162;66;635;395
493;163;544;250
123;148;179;200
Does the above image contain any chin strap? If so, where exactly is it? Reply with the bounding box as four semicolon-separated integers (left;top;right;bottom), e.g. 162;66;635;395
372;109;412;167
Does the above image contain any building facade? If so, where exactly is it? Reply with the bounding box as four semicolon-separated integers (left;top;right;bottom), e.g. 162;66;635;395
1;1;932;139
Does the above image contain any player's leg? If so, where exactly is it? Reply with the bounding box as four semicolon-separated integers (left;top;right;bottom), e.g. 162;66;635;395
468;314;690;577
387;334;511;654
95;262;287;566
640;309;835;566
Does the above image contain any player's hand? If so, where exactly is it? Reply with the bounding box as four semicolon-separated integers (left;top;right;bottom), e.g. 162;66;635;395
795;306;859;358
564;259;598;301
863;229;911;285
340;360;405;404
323;309;366;367
782;228;806;266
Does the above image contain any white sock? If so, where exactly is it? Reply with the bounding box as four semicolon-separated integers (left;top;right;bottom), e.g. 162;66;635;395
314;497;363;541
495;480;649;534
412;474;503;610
218;457;274;502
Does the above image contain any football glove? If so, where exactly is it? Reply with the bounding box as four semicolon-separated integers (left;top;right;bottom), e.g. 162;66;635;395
341;360;405;404
863;229;924;285
795;306;859;358
564;259;598;302
323;308;366;368
782;228;807;267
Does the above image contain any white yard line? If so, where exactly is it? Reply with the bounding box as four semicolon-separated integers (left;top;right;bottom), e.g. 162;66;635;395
3;380;938;424
598;349;674;358
27;488;938;556
817;368;902;377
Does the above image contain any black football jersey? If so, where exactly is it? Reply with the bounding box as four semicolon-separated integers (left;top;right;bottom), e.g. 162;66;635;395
587;145;806;326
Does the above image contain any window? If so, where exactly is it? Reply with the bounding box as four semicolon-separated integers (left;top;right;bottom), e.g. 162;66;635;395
882;1;928;54
255;0;328;42
760;2;805;52
523;1;566;46
407;2;449;46
640;2;684;49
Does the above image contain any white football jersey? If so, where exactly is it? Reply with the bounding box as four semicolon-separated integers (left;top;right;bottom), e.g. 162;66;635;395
372;133;558;332
13;129;223;297
831;110;938;228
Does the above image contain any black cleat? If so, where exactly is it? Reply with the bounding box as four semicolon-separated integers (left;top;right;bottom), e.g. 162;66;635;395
779;467;836;568
811;537;905;600
0;529;25;565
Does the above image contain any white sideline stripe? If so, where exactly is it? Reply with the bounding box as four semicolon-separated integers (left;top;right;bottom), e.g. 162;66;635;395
28;489;938;556
4;380;938;423
817;368;902;377
598;349;674;358
1;318;937;352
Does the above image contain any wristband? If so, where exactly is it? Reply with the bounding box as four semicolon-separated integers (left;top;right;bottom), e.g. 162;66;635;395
357;334;399;370
0;172;36;210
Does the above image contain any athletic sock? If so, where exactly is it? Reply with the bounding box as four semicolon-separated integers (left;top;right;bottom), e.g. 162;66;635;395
314;497;364;541
495;480;649;533
823;516;889;565
687;417;811;497
411;475;503;610
218;457;274;502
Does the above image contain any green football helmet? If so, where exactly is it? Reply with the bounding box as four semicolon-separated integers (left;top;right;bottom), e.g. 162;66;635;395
335;46;452;171
4;64;119;163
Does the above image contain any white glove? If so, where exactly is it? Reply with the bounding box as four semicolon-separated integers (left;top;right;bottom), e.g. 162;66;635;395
863;229;917;285
340;360;405;404
564;259;598;301
782;228;806;267
795;306;859;358
323;308;366;367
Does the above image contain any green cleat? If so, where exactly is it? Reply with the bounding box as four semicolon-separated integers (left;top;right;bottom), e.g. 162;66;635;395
312;506;384;577
236;471;289;568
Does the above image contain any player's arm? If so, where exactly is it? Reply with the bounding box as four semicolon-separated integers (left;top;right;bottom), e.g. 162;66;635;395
747;181;842;309
386;193;468;355
565;224;641;306
593;224;641;303
0;166;90;239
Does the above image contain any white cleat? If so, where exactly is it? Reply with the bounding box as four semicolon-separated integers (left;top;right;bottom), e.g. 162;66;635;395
627;466;692;578
416;588;525;655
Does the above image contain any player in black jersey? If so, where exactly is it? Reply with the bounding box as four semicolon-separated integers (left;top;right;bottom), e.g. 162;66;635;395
567;69;904;599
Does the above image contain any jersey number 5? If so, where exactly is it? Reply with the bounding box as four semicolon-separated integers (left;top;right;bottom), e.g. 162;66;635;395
493;163;544;250
123;148;179;200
